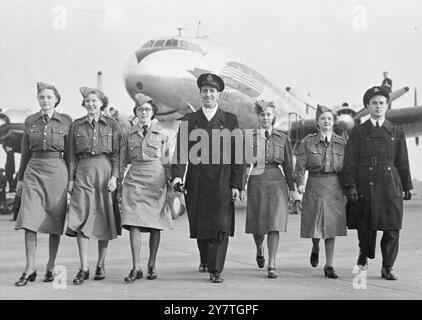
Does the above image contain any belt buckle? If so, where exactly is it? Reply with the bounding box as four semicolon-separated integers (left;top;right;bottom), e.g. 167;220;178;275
371;157;377;166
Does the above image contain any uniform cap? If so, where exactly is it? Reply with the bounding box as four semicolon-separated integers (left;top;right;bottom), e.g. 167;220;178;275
134;93;153;107
363;86;390;107
197;73;225;92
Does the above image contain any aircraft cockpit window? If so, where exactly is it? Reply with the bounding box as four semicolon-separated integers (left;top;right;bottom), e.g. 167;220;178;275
179;40;189;49
142;40;154;48
165;39;178;47
154;40;165;47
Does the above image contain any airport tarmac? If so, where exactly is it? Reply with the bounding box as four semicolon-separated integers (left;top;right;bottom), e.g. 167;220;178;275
0;200;421;300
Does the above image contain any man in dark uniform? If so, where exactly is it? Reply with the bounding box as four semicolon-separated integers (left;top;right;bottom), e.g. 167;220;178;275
343;86;412;280
381;71;392;93
172;73;242;283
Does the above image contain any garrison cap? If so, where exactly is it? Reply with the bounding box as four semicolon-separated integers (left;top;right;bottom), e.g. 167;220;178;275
254;100;275;114
79;87;109;110
315;105;335;121
37;82;61;107
363;86;390;107
197;73;225;92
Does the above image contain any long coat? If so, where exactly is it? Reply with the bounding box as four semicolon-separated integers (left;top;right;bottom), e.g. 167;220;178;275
342;119;412;230
172;107;243;239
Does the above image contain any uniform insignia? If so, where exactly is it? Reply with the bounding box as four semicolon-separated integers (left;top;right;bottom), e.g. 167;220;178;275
391;137;395;141
374;88;379;92
206;74;213;82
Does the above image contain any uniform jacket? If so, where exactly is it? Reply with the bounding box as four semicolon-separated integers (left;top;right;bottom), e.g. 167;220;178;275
242;128;294;190
171;107;243;239
120;121;171;178
342;119;412;230
67;113;122;181
294;132;346;186
18;111;72;181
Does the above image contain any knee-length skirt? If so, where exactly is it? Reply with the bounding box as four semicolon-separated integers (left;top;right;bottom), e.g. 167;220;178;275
121;159;173;232
15;153;68;235
301;175;347;239
246;166;289;234
66;156;118;240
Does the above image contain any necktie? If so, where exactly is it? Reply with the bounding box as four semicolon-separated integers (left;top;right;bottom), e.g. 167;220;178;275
142;125;148;137
91;119;96;128
324;136;329;148
44;114;50;123
265;130;269;140
375;121;380;128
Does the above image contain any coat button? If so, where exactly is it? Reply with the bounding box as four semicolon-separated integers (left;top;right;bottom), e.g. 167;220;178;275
92;152;95;154
369;182;374;186
93;137;96;140
369;167;373;171
387;167;391;170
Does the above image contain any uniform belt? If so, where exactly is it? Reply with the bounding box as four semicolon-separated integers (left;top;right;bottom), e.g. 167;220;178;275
78;153;108;160
32;151;63;159
359;157;393;166
308;172;337;177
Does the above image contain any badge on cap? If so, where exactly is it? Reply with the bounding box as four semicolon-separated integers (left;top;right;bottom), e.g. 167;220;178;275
206;74;213;82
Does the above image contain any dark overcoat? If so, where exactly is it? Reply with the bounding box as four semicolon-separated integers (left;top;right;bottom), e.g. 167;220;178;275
342;119;412;230
172;108;243;239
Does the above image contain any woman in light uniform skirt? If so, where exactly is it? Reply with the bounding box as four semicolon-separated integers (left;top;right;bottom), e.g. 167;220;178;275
66;87;122;284
294;105;347;278
121;93;173;282
240;100;295;279
14;82;72;286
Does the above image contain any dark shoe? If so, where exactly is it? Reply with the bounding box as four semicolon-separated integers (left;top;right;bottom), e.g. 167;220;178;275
43;270;55;282
381;266;398;280
310;249;319;268
199;264;208;273
256;255;265;269
73;269;89;285
93;266;105;281
124;269;143;283
267;267;278;279
15;271;37;287
324;265;338;279
147;266;157;280
210;272;224;283
357;251;368;270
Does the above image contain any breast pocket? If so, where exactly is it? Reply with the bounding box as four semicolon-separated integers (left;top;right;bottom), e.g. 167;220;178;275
145;141;162;158
28;128;42;149
100;128;113;153
75;131;89;150
51;128;65;148
273;143;285;162
332;146;345;172
127;139;141;159
307;149;323;167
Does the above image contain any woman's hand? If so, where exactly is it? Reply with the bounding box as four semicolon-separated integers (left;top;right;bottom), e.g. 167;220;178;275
16;181;23;197
240;190;247;202
108;176;118;192
231;188;239;201
297;184;305;195
288;190;296;202
67;181;74;194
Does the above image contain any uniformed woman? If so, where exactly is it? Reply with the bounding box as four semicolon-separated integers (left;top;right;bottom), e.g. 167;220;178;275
121;94;173;282
240;100;295;279
14;82;72;286
66;87;122;285
294;105;347;279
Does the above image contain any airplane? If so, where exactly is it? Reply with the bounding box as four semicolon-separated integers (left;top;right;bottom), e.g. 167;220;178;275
122;32;422;149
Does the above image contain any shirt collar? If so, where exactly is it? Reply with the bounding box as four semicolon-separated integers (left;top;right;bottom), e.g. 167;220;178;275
39;110;61;122
370;118;385;127
201;104;219;121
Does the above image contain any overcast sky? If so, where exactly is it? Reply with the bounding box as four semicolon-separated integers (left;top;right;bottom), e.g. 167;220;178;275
1;0;422;178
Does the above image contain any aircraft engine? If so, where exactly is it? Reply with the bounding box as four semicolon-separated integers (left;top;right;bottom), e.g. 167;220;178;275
335;107;357;131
